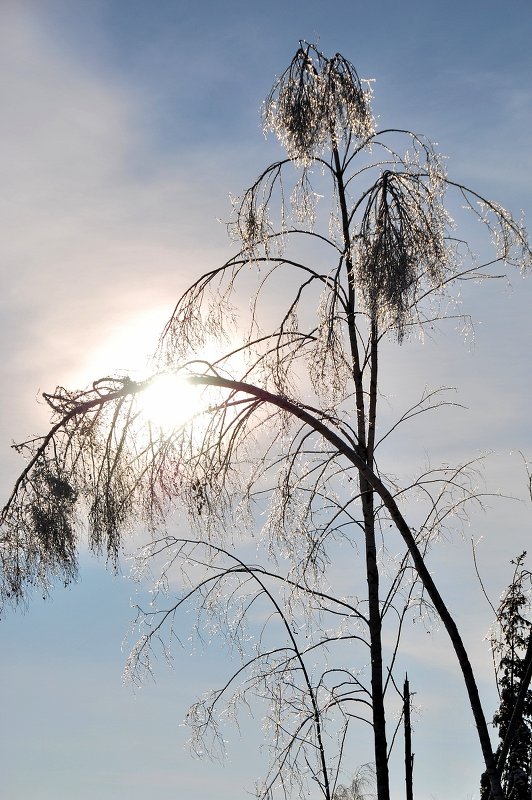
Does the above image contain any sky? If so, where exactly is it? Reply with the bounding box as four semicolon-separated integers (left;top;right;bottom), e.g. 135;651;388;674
1;1;532;798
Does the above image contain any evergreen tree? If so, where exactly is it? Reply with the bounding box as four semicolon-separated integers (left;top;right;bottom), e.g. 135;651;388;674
482;554;532;799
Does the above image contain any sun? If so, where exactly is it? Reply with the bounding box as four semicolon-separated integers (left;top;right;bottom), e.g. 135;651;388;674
70;304;247;435
140;372;204;433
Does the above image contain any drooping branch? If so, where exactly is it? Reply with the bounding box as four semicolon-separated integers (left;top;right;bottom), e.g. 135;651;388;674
189;373;504;800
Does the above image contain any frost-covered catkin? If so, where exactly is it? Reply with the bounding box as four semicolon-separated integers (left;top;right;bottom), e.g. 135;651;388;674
263;42;374;165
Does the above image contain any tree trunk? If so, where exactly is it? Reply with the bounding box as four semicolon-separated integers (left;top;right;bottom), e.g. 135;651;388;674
404;675;414;800
361;476;390;800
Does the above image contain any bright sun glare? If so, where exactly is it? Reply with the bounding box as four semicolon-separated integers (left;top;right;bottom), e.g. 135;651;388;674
141;372;202;432
72;306;244;435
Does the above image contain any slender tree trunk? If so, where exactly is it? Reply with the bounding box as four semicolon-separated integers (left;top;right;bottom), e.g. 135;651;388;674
361;477;390;800
404;675;414;800
360;324;389;800
330;143;391;800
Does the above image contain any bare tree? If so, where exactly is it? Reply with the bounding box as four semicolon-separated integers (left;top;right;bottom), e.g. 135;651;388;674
333;763;376;800
1;42;530;800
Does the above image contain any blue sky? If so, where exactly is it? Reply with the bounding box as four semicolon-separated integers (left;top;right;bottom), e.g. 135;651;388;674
1;1;532;798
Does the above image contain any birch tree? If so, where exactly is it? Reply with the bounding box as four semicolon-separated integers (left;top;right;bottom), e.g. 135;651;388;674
1;42;530;800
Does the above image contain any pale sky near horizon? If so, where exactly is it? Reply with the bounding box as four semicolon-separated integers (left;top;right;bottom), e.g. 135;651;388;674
1;1;532;799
